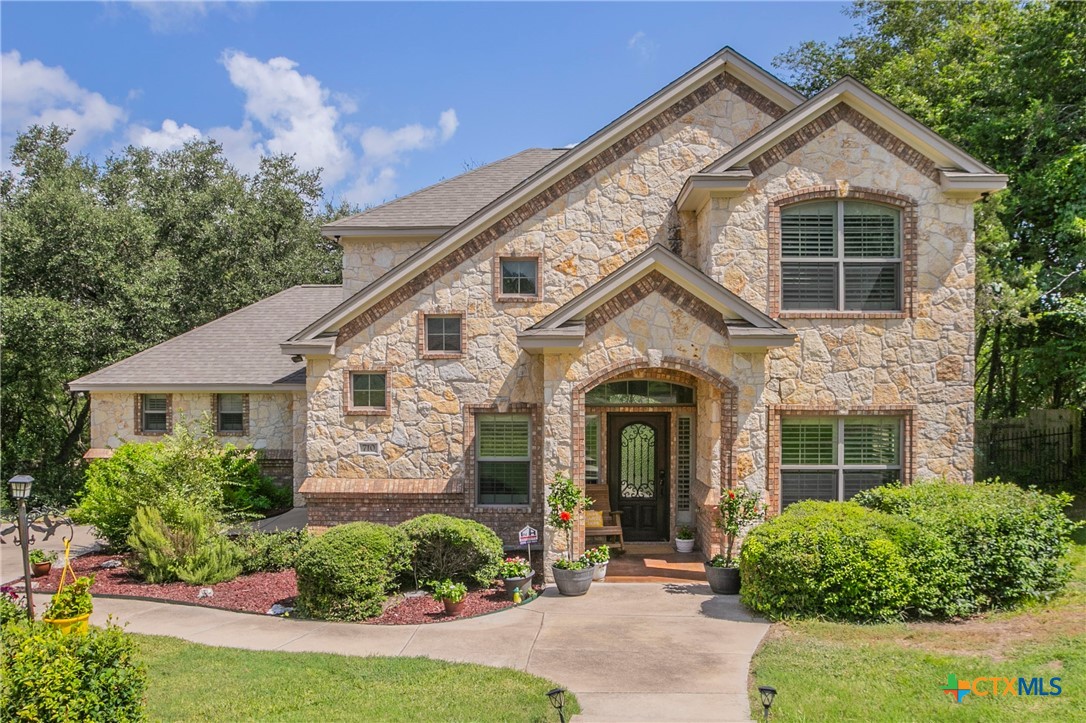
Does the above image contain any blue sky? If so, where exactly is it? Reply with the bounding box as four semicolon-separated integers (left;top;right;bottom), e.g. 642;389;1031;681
2;2;853;207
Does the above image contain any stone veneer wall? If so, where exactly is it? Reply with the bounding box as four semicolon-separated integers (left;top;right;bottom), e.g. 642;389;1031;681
340;238;433;298
701;117;976;486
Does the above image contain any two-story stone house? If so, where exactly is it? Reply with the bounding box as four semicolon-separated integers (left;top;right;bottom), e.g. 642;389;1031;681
71;48;1006;562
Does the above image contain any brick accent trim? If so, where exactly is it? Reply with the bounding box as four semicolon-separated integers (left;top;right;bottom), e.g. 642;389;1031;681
418;311;465;359
765;404;916;513
494;254;543;303
465;402;544;511
212;393;250;436
749;102;941;182
584;270;732;336
342;368;390;416
134;393;172;436
767;185;918;318
336;72;787;345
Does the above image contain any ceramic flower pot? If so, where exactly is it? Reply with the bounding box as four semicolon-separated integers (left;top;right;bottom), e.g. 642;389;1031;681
31;561;52;577
443;599;466;616
591;562;608;581
552;565;594;596
704;564;741;595
502;571;535;599
43;613;90;635
675;538;695;553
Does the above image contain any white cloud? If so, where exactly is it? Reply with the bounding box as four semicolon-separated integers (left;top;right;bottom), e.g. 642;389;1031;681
130;1;259;34
127;118;202;153
360;108;458;162
1;50;125;153
345;166;398;207
627;31;658;63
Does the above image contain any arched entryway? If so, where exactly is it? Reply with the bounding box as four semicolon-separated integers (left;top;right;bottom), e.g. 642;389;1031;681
571;357;738;555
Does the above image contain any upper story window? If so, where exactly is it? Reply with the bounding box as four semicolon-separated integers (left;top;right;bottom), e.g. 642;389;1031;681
351;372;387;411
425;315;462;354
499;258;538;298
780;201;902;312
140;393;168;433
216;393;245;434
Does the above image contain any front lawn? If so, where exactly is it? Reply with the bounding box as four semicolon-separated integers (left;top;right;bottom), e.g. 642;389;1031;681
137;634;577;722
747;528;1086;721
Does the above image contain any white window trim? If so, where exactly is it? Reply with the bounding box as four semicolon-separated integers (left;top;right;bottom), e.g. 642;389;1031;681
780;416;903;507
475;413;532;507
141;394;169;433
781;200;903;311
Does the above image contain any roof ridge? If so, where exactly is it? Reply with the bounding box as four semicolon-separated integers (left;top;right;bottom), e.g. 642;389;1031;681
328;148;565;227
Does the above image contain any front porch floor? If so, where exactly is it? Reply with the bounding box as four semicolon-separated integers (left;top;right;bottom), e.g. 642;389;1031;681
603;543;707;583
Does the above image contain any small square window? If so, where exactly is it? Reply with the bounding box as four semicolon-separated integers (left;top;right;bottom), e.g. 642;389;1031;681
141;394;168;433
500;258;538;297
351;373;387;409
217;394;245;433
425;315;462;354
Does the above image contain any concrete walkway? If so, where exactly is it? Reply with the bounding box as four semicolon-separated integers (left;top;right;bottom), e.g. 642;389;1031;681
1;521;99;585
93;582;768;722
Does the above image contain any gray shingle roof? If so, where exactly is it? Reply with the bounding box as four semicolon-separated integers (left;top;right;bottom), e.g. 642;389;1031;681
324;148;567;231
68;285;343;390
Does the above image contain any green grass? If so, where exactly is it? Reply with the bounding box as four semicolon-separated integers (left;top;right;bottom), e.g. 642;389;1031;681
747;526;1086;721
136;634;577;722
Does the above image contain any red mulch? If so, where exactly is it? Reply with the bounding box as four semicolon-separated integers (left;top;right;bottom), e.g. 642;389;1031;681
35;553;538;623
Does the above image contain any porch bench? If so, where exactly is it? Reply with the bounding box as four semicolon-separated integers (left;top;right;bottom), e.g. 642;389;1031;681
585;483;625;552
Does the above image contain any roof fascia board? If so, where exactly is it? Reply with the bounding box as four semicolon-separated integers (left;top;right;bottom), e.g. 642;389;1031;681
280;339;336;357
295;49;802;341
68;383;306;393
707;77;997;175
677;171;754;212
726;327;797;349
939;170;1009;198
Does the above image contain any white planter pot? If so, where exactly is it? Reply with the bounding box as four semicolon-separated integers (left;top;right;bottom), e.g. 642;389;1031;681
592;562;608;581
675;538;695;553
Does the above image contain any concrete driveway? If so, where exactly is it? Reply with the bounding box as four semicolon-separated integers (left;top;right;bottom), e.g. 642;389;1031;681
91;581;768;722
0;520;99;585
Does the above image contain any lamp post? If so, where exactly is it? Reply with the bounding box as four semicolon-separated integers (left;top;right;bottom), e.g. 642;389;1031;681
9;474;35;622
546;688;567;723
758;685;777;722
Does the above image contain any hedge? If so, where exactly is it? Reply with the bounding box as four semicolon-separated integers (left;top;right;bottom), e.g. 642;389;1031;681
397;514;504;586
294;522;409;621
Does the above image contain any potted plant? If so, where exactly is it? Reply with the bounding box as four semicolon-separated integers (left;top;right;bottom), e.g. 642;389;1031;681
547;473;595;596
497;556;534;600
43;574;94;634
585;545;610;581
675;525;696;554
29;549;58;577
429;579;468;616
706;487;765;594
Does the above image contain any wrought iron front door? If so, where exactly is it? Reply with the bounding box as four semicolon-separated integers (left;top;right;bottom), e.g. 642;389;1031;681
607;413;669;541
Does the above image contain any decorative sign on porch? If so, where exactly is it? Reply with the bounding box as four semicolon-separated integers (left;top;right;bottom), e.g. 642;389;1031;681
519;525;539;545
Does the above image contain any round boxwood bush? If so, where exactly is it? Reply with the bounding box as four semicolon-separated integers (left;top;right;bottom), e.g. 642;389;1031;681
294;522;409;621
855;479;1079;610
397;514;503;586
739;501;969;622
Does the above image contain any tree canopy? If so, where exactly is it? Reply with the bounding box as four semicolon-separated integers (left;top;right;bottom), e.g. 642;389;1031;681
776;0;1086;417
1;126;349;504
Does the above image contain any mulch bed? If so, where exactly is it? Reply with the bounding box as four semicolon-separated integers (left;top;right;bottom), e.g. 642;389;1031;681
34;553;538;623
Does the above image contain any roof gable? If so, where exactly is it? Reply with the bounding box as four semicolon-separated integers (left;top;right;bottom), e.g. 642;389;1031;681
287;47;804;351
518;245;795;352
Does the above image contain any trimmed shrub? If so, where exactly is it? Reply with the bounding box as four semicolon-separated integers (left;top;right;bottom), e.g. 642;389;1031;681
235;528;310;574
294;522;409;621
739;501;970;622
73;420;279;549
127;506;243;585
855;479;1079;609
1;621;147;721
397;514;503;586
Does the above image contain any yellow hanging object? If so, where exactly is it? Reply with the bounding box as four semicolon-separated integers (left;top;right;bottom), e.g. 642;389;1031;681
43;537;91;634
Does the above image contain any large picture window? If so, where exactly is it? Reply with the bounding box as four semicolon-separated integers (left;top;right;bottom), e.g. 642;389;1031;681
780;416;901;508
780;200;901;312
477;414;530;505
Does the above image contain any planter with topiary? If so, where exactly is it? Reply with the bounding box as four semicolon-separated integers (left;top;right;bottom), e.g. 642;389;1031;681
43;574;95;634
706;487;766;595
29;549;57;577
429;579;468;616
675;525;695;554
547;473;595;596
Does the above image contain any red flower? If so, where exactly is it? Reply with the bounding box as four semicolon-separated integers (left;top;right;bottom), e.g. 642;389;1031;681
727;490;736;499
559;510;572;522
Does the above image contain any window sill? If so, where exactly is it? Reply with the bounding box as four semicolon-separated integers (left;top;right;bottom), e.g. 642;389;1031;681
420;351;464;360
495;295;541;303
777;311;907;320
343;407;389;416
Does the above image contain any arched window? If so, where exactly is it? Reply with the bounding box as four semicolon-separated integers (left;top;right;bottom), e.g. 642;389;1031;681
585;380;695;406
780;200;902;311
